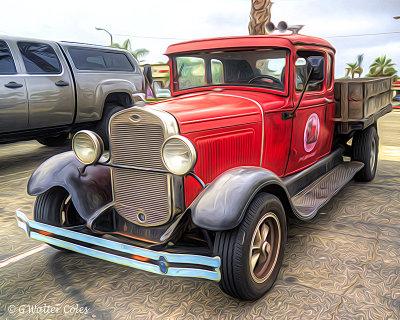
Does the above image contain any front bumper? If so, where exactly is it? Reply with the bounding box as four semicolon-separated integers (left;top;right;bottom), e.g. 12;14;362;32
16;210;221;281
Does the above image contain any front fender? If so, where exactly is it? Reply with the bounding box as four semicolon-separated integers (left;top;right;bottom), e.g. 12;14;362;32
189;166;291;231
28;151;112;221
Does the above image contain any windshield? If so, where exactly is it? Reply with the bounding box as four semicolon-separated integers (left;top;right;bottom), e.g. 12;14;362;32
173;49;288;92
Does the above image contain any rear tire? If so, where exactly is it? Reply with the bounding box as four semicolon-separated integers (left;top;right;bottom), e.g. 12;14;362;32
95;104;124;149
214;193;287;300
34;187;84;251
352;125;379;182
37;133;69;147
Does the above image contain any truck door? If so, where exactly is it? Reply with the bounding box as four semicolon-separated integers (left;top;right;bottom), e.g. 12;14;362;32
285;51;330;175
16;41;75;129
0;40;28;133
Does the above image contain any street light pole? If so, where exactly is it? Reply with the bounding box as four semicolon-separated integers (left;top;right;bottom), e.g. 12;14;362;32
95;27;113;45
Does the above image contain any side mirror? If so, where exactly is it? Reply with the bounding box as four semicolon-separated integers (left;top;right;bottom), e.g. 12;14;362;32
143;64;153;85
307;56;325;82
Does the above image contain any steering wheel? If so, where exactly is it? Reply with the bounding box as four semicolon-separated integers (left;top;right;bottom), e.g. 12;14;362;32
248;75;282;85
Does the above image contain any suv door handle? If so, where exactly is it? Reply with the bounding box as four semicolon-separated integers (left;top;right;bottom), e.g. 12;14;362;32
55;80;69;87
4;81;23;89
325;98;334;103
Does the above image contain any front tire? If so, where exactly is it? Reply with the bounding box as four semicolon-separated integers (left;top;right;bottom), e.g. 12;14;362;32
352;125;379;182
214;193;287;300
34;187;84;251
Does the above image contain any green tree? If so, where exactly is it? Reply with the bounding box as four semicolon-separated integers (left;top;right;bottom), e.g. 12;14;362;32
345;54;364;78
111;39;149;63
366;55;398;80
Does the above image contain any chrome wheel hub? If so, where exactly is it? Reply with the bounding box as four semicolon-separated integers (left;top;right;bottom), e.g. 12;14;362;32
249;212;281;283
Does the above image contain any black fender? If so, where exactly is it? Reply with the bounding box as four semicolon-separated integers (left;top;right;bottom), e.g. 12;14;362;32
189;166;293;231
27;151;112;221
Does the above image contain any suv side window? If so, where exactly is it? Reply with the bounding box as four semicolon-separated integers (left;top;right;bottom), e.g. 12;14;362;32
295;51;325;92
18;42;62;74
67;47;135;72
0;41;17;75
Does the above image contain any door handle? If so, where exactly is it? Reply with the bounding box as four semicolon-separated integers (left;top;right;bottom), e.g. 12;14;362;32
55;80;69;87
325;98;334;103
4;81;23;89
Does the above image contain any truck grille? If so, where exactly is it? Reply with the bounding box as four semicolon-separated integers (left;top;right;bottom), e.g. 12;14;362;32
109;107;172;226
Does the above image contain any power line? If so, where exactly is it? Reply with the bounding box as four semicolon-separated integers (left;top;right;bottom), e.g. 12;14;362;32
325;31;400;38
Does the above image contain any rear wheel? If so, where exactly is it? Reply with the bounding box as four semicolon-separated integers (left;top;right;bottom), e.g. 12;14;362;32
34;187;84;251
352;125;379;182
214;193;287;300
37;133;69;147
95;104;124;149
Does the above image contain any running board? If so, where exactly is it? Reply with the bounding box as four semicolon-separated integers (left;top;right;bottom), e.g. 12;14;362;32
291;162;364;219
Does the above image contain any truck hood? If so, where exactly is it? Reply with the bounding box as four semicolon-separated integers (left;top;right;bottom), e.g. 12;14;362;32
150;90;287;133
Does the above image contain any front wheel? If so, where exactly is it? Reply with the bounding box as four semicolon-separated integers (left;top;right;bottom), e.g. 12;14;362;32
352;125;379;182
34;187;84;251
214;193;287;300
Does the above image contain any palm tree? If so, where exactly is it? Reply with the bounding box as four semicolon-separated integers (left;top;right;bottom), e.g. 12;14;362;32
111;39;149;63
248;0;273;35
367;55;398;79
345;54;364;79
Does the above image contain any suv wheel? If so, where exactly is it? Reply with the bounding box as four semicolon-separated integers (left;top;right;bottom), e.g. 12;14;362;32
214;193;287;300
37;133;69;147
352;125;379;182
95;104;124;149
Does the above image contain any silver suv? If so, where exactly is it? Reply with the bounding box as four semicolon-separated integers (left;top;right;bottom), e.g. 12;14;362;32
0;36;144;146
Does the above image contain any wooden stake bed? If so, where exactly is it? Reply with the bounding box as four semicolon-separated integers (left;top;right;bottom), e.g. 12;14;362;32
334;77;392;121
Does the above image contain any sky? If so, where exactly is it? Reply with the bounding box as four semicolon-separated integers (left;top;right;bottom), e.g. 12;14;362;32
0;0;399;77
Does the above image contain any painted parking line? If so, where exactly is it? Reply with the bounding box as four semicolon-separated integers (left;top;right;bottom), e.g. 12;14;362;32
0;244;47;268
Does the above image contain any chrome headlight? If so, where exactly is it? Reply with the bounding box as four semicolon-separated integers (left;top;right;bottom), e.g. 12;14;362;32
72;130;104;165
161;135;197;175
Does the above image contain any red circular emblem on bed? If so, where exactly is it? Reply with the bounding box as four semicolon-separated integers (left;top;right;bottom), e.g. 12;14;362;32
304;113;320;152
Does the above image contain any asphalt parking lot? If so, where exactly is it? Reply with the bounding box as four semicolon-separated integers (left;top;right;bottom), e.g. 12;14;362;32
0;110;399;320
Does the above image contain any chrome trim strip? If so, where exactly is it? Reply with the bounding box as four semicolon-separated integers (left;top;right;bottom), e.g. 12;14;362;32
16;211;220;281
212;93;265;166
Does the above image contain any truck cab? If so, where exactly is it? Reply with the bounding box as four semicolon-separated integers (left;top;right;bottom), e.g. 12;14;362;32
0;36;144;146
17;34;392;300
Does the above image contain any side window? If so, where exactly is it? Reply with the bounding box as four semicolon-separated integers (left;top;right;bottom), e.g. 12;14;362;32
327;54;333;89
295;51;325;93
18;42;61;74
0;41;17;75
67;47;134;72
295;58;307;92
211;59;223;84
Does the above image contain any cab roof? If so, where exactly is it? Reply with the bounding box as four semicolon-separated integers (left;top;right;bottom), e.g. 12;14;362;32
165;34;335;55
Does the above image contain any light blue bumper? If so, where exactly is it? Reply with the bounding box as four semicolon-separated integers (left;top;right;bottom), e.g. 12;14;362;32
16;210;221;281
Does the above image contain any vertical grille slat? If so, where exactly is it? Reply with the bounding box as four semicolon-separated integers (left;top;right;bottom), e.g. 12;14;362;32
109;108;171;226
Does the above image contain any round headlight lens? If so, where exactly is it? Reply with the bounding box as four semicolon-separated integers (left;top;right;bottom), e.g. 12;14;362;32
162;136;197;175
72;130;104;165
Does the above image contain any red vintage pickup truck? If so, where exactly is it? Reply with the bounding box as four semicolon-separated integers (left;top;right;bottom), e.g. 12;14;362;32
17;34;392;300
